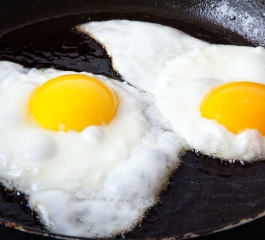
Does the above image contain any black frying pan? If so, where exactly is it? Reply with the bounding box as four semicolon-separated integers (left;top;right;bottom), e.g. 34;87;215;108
0;0;265;239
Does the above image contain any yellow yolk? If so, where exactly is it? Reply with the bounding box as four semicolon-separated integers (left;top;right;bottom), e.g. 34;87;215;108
30;74;118;132
201;81;265;135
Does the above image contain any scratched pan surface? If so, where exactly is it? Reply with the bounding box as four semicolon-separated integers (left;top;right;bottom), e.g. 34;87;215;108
0;0;265;240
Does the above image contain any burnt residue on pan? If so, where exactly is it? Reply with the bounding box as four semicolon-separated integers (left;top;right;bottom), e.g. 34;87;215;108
0;10;265;240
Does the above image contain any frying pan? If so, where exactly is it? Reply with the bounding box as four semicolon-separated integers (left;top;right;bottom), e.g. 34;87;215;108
0;0;265;239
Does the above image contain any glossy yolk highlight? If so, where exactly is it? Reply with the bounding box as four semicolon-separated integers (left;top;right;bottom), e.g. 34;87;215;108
30;74;118;132
201;82;265;135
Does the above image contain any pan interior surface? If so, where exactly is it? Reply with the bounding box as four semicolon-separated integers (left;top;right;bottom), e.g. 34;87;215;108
0;0;265;239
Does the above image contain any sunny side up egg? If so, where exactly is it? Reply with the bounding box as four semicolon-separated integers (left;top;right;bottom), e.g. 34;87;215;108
0;20;212;238
80;20;265;162
156;45;265;161
0;61;183;237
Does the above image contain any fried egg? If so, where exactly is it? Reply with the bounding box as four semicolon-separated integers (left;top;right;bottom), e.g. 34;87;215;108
156;45;265;161
78;20;210;95
80;20;265;161
3;18;263;239
0;61;183;237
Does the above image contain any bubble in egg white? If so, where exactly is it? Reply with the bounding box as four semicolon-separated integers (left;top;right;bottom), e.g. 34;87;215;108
18;134;55;161
81;126;104;144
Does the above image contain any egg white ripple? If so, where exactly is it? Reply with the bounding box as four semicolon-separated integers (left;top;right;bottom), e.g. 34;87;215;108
0;61;183;237
156;45;265;161
78;20;210;95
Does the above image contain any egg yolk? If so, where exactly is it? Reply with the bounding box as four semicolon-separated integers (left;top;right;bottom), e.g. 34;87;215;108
201;81;265;135
30;74;118;132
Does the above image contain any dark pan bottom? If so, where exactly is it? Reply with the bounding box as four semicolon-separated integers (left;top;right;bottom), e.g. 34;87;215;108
0;9;265;240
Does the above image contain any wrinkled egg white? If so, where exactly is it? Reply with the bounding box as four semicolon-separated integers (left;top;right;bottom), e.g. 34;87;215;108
0;61;183;237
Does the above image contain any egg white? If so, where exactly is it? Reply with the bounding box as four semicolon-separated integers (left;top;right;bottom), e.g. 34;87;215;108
0;61;183;237
156;45;265;161
80;20;265;161
78;20;210;95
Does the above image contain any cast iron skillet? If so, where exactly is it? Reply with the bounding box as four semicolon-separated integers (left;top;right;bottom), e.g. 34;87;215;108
0;0;265;239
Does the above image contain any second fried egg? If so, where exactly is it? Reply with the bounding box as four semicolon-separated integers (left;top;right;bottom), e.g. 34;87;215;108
156;45;265;161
